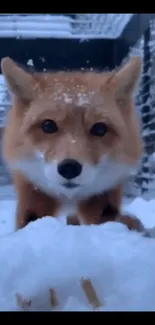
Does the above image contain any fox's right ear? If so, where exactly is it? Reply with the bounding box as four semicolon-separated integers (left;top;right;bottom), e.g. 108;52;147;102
114;57;142;97
1;57;36;102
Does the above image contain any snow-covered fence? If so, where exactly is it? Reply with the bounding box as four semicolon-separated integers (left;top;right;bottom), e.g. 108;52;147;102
0;14;132;40
0;14;73;38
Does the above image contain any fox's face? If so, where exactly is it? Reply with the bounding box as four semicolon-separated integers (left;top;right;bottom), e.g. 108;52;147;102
2;57;142;199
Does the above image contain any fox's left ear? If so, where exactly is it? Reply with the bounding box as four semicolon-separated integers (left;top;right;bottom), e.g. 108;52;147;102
114;56;142;97
1;57;36;102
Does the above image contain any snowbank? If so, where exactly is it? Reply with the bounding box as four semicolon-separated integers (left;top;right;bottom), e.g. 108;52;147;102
1;210;155;311
123;197;155;229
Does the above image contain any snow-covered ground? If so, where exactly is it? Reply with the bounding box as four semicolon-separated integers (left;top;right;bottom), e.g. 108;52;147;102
0;196;155;311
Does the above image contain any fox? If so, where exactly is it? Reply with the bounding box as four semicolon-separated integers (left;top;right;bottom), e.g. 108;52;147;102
1;56;144;231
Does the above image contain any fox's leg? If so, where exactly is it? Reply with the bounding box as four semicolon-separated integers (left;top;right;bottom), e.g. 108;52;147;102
14;177;59;230
102;186;145;232
79;185;144;232
15;197;34;230
116;214;145;232
79;185;122;225
67;215;80;225
16;202;39;230
16;190;59;230
101;185;122;222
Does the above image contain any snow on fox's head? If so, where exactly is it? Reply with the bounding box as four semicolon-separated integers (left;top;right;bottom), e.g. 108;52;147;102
2;57;142;199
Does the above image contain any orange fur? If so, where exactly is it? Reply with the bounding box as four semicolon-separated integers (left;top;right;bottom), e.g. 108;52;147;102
1;57;143;230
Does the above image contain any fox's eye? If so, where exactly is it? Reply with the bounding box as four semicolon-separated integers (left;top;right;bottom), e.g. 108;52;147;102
90;122;108;137
42;119;58;134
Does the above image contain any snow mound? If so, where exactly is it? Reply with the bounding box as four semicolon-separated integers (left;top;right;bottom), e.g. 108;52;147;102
1;216;155;311
124;197;155;229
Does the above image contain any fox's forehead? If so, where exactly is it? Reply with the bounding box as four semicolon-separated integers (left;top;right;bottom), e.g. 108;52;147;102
40;70;111;90
31;90;105;124
40;87;104;108
36;71;111;108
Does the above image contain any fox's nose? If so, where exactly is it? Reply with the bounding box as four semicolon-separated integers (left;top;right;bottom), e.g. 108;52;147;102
57;159;82;180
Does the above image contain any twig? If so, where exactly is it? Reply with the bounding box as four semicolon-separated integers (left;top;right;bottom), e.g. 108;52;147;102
16;293;31;311
49;288;59;308
81;278;102;309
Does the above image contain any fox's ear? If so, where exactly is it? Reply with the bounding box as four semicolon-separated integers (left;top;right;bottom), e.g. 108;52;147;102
1;57;36;101
114;57;142;97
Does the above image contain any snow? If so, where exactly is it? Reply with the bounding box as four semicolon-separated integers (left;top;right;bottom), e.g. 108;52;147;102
0;199;16;236
1;197;155;311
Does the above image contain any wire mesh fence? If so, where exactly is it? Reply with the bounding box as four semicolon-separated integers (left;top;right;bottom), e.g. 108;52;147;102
124;19;155;199
71;14;133;38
